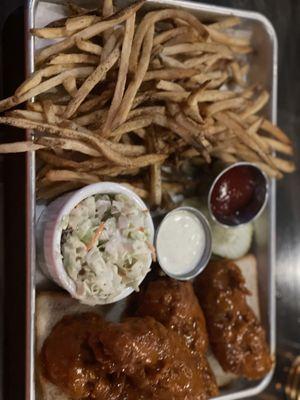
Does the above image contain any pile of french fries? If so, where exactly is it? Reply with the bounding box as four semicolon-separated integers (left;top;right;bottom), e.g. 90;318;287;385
0;0;295;205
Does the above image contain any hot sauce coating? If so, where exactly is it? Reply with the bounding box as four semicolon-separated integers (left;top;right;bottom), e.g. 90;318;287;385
41;313;210;400
195;259;272;380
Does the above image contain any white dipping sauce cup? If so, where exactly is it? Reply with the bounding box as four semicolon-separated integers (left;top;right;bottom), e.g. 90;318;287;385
155;206;212;281
36;182;154;305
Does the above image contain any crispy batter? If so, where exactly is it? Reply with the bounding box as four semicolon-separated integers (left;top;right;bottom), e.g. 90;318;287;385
137;278;219;397
195;260;272;380
42;314;211;400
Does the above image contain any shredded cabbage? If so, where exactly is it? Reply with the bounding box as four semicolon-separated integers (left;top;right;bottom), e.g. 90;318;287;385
61;193;151;304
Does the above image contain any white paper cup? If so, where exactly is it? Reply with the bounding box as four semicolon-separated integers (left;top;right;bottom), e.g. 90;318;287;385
36;182;154;305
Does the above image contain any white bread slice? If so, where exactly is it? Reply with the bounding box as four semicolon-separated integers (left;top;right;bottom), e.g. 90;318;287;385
207;254;260;387
36;254;260;397
36;291;105;354
36;292;105;400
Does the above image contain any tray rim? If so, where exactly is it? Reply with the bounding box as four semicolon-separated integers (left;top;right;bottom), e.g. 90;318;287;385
24;1;278;399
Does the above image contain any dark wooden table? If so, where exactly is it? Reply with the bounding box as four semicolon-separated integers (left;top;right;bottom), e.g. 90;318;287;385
0;1;299;399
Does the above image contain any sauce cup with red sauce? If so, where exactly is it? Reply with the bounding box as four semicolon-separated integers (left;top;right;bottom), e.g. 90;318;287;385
208;162;269;227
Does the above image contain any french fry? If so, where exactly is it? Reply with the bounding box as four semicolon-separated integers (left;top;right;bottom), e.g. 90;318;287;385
36;164;52;181
0;66;94;113
36;136;100;157
27;101;67;116
212;151;239;164
0;0;294;192
248;117;263;135
159;54;186;68
183;103;203;123
164;31;199;45
0;116;134;166
100;27;123;62
42;100;59;124
63;48;120;118
49;53;100;65
103;0;114;17
206;73;228;89
230;61;246;86
75;37;102;55
38;150;81;169
7;109;44;122
230;45;252;54
184;54;219;68
65;15;99;32
262;137;294;156
45;169;100;184
188;89;235;106
15;64;77;97
161;42;232;57
147;128;162;206
113;25;154;127
206;97;245;116
46;17;68;29
31;27;69;39
0;141;44;153
190;71;222;83
129;8;207;72
156;80;186;92
270;156;296;173
153;91;190;102
214;112;277;169
181;147;199;158
107;116;153;139
207;26;250;48
154;26;191;46
105;142;147;156
103;13;136;133
102;0;114;41
73;109;107;126
35;0;145;65
175;112;211;152
153;114;202;150
144;68;198;81
259;118;292;145
209;16;241;30
77;89;113;113
63;76;78;97
128;106;165;119
239;90;270;120
92;165;135;177
66;1;96;16
77;158;108;172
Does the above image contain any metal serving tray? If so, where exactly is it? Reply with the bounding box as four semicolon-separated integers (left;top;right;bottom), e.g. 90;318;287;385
25;1;277;399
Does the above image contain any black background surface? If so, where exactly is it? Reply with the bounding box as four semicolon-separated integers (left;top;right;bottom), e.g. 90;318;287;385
0;1;299;399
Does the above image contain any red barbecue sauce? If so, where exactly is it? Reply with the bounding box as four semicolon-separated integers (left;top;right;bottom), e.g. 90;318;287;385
211;166;256;219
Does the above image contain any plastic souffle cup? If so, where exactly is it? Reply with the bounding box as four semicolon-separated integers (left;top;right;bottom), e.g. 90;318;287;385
36;182;155;305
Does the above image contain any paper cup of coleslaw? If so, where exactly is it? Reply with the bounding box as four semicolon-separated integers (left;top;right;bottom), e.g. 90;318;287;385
36;182;155;305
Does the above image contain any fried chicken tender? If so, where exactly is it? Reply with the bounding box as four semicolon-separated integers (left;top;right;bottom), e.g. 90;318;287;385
136;278;219;397
89;316;209;400
41;313;209;400
195;259;272;380
41;313;125;400
137;279;208;353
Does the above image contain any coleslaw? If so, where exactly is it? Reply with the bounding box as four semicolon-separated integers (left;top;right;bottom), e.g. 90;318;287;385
60;193;152;304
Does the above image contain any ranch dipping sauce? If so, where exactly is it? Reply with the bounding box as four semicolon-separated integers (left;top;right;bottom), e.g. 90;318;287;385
156;208;211;279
